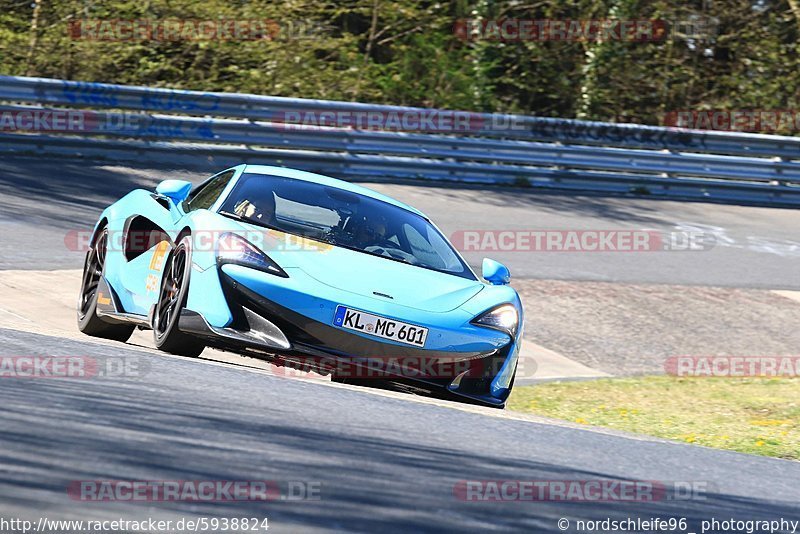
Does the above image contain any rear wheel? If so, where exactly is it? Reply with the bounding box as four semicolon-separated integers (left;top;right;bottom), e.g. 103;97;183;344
77;227;135;342
153;236;205;357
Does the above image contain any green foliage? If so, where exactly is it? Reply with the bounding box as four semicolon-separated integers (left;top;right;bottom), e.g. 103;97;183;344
508;376;800;460
1;0;798;131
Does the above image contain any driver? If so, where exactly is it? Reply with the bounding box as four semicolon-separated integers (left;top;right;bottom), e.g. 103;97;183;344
353;215;390;249
233;199;257;218
233;192;276;225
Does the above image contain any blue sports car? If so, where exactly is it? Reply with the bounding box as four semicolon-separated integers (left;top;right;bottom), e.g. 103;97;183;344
77;165;523;407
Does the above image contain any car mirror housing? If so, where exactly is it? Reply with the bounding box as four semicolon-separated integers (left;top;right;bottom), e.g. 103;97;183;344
482;258;511;285
155;180;193;204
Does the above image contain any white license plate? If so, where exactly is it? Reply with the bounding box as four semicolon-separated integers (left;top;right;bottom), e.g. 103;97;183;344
333;305;428;347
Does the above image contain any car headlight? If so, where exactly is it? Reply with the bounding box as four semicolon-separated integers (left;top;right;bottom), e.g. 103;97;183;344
217;232;288;278
471;304;518;336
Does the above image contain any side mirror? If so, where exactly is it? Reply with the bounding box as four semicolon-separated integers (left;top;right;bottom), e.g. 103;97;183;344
155;180;192;204
482;258;510;285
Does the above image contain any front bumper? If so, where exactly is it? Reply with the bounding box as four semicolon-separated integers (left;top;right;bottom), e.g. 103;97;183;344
180;266;519;407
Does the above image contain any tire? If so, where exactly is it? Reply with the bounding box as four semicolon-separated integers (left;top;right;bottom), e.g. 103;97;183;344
77;227;135;342
152;235;205;357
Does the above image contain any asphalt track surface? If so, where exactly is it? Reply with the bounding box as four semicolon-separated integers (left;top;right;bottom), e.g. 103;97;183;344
1;155;799;532
1;328;799;533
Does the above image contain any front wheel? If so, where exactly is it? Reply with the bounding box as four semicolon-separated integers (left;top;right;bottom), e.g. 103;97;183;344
77;227;135;342
152;236;205;357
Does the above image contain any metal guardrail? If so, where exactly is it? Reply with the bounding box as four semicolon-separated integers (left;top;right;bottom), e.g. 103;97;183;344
1;75;799;206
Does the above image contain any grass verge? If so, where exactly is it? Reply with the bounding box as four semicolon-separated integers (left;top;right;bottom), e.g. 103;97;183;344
507;376;800;460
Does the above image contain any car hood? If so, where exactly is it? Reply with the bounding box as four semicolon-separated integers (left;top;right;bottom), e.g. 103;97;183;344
245;225;483;313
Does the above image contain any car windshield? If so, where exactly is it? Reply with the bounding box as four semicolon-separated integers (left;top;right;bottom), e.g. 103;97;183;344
218;173;475;280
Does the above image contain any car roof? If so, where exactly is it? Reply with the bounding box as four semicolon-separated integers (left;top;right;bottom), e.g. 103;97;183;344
241;164;426;218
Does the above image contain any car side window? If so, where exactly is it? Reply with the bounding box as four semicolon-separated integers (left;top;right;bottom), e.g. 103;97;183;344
184;170;236;212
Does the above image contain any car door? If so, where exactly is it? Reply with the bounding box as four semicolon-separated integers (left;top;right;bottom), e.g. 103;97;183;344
120;169;237;314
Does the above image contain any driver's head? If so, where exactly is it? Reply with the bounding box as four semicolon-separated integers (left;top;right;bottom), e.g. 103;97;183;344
355;215;387;247
234;199;257;218
233;192;276;224
371;218;387;240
